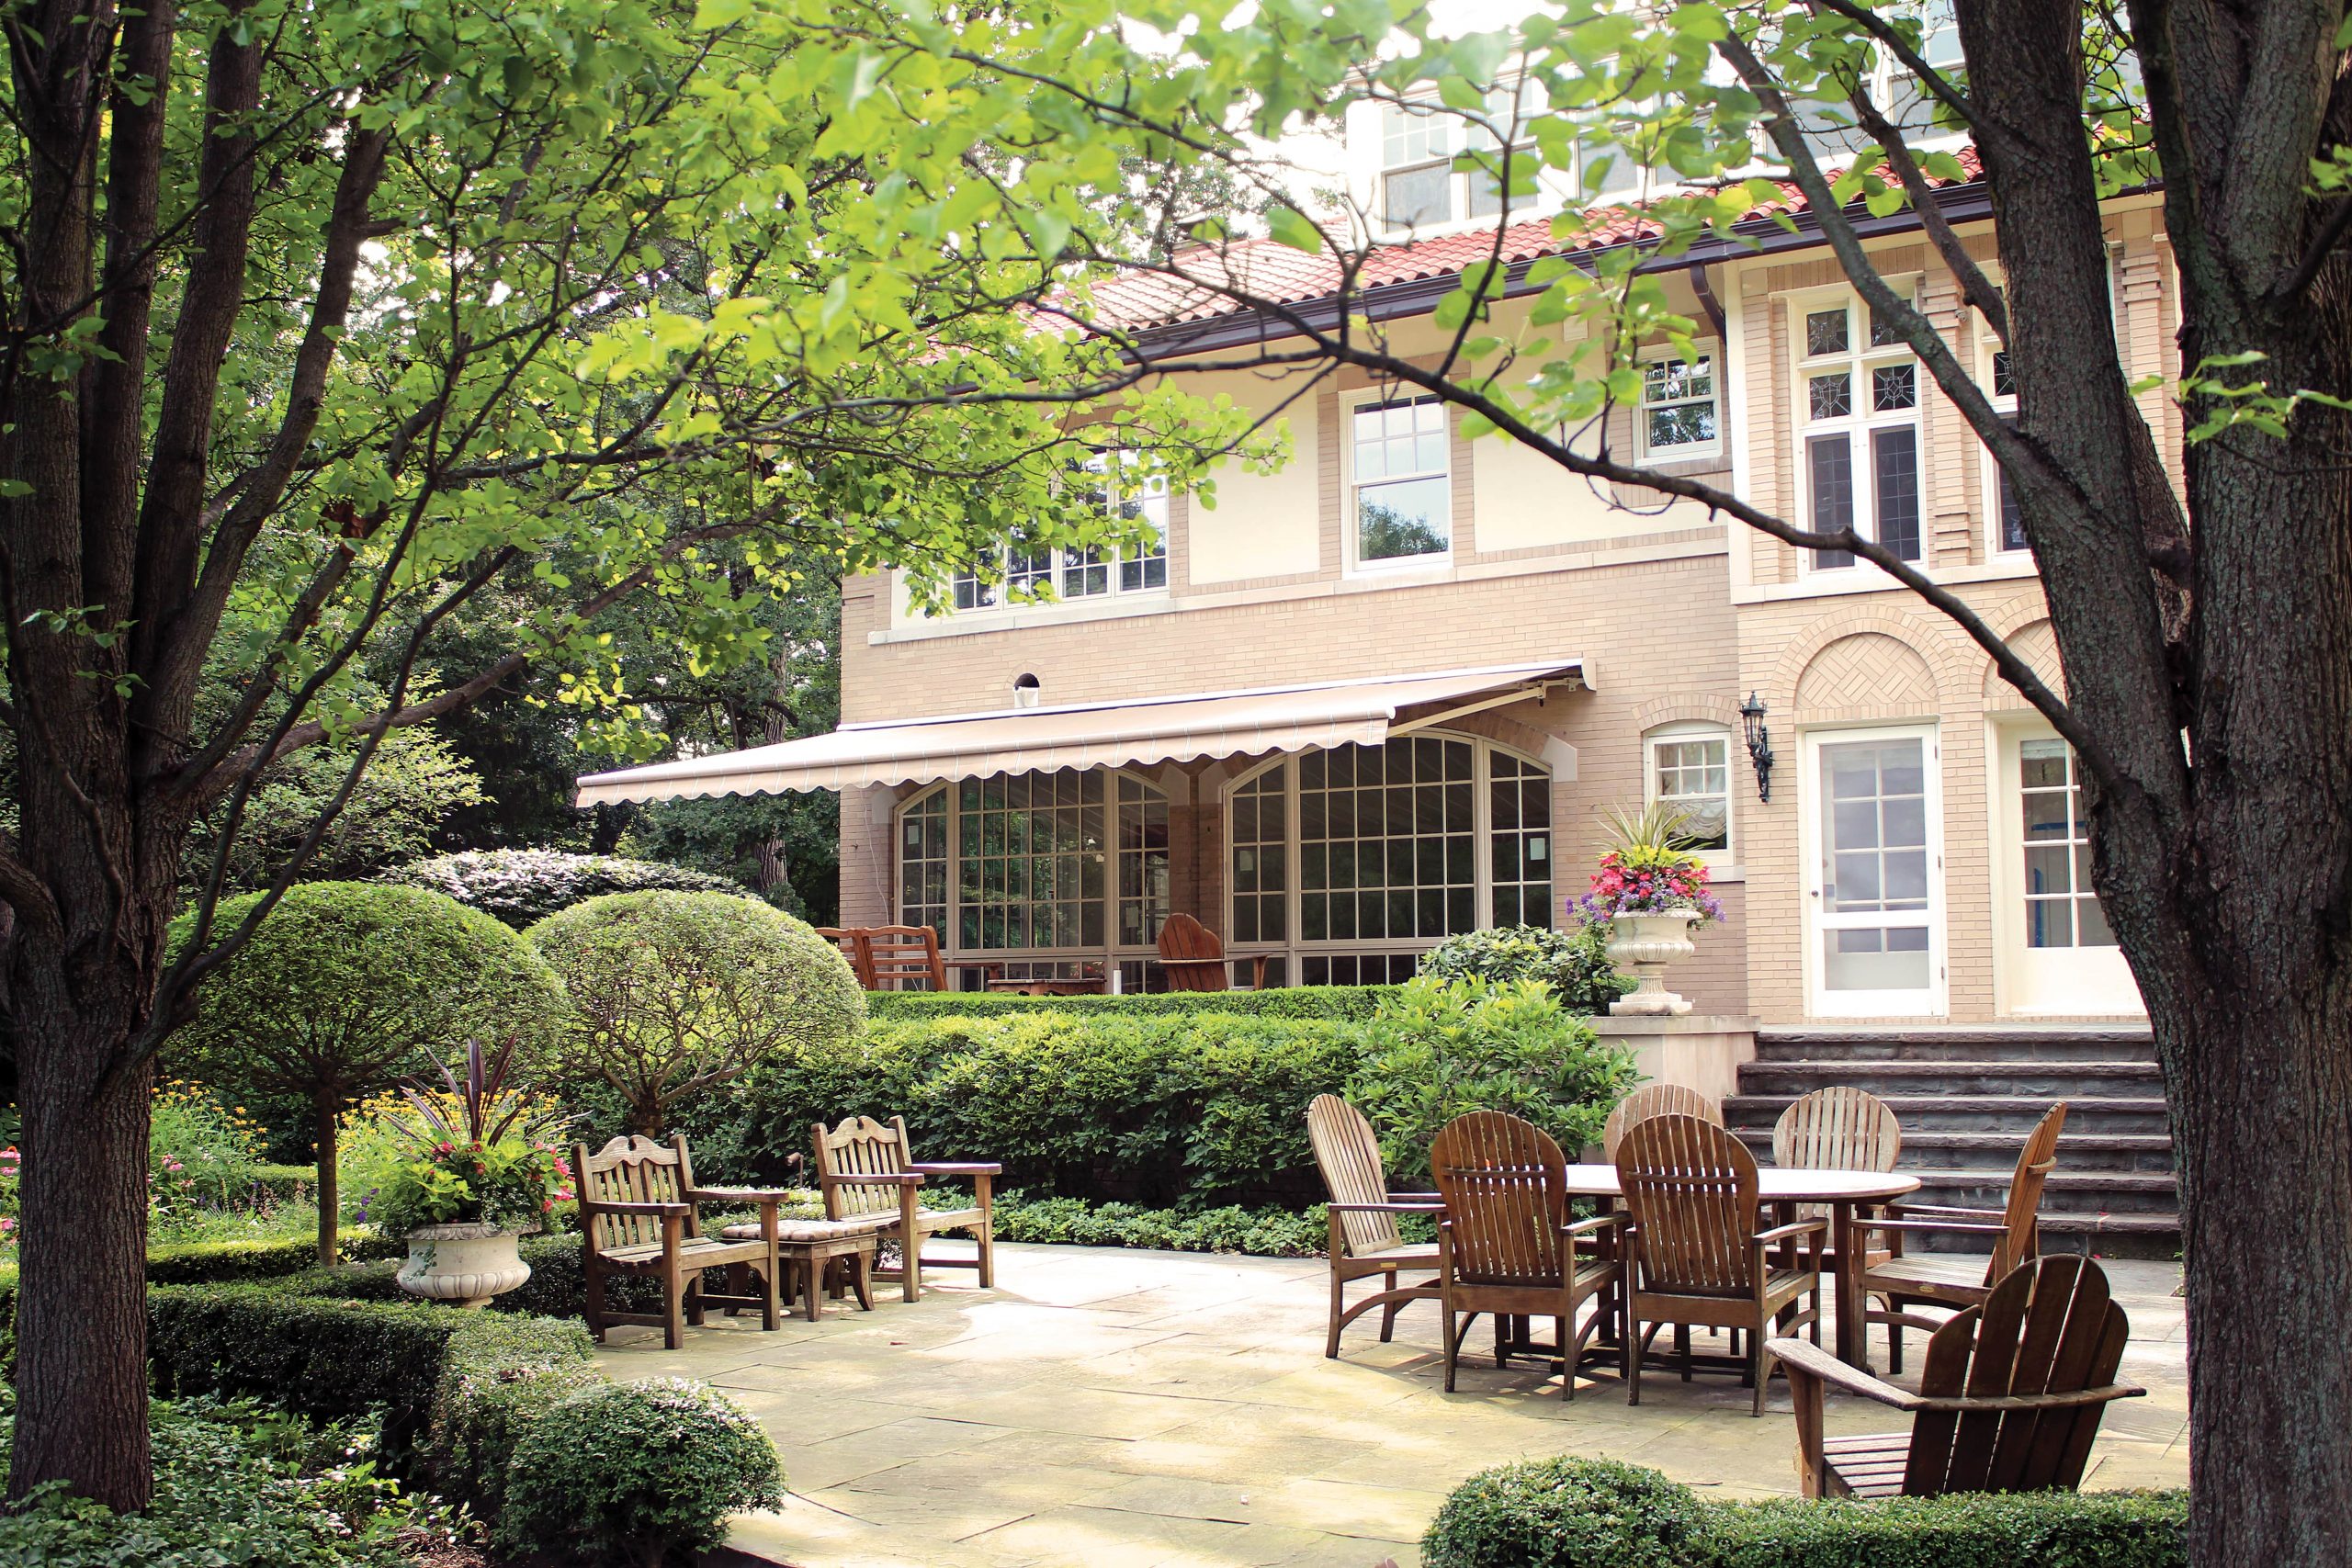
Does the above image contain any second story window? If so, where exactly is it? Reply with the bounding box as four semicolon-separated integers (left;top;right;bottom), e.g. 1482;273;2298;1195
1351;394;1451;567
1797;293;1923;571
947;454;1170;615
1381;83;1545;231
1638;346;1721;459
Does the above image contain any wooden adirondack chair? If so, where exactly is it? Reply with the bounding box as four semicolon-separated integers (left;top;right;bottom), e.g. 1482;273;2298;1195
817;925;950;991
1306;1094;1442;1358
1158;912;1269;991
812;1114;1000;1302
1861;1101;2068;1373
1428;1111;1619;1400
574;1134;795;1348
1615;1114;1824;1415
1602;1082;1724;1161
1773;1087;1904;1270
1770;1253;2144;1498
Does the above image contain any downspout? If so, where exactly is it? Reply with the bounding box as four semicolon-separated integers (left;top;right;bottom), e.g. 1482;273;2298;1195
1688;258;1726;338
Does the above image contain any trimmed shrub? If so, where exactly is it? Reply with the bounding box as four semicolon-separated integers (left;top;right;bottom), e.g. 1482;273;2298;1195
165;881;567;1263
530;891;865;1137
990;1192;1337;1257
1423;1457;1709;1568
390;848;743;929
1705;1490;2188;1568
145;1230;403;1285
495;1378;784;1565
865;985;1390;1023
1419;922;1634;1012
0;1395;419;1567
1347;977;1640;1186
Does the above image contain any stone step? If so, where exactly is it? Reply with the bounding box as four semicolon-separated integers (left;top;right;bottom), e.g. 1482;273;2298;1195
1729;1124;2177;1173
1724;1092;2173;1136
1736;1058;2163;1100
1755;1026;2156;1065
1896;1168;2181;1213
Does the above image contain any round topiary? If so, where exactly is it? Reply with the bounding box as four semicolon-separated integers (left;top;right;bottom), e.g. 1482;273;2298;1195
165;882;568;1264
388;849;745;929
494;1377;784;1568
1418;922;1635;1013
1421;1457;1709;1568
527;890;865;1136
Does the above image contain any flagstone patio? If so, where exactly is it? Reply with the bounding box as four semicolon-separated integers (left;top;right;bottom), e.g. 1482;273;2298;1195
592;1243;2189;1568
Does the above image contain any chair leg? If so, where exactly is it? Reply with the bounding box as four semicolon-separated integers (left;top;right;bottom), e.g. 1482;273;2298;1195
1750;1319;1769;1417
1379;1269;1401;1342
1555;1314;1573;1402
975;1179;996;1288
1494;1312;1510;1369
1677;1323;1692;1382
1624;1314;1644;1406
1326;1262;1346;1359
662;1256;685;1351
582;1257;609;1343
723;1263;746;1317
853;1247;875;1311
1442;1307;1462;1393
685;1268;707;1328
1889;1297;1905;1375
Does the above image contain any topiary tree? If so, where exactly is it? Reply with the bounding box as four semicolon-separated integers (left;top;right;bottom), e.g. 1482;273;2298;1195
527;891;865;1137
166;883;567;1264
1419;923;1635;1015
1422;1457;1708;1568
387;849;746;930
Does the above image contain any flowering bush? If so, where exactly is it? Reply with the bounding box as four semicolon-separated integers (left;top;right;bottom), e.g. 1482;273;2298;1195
1573;802;1725;923
148;1081;266;1238
369;1042;574;1237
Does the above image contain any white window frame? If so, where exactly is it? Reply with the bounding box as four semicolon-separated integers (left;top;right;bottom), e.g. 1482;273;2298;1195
1636;342;1724;461
1345;390;1453;572
1376;81;1554;236
1644;722;1736;869
944;450;1174;616
1800;722;1949;1019
1792;285;1928;575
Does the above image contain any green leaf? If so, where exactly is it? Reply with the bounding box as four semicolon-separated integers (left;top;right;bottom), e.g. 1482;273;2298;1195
1265;207;1324;255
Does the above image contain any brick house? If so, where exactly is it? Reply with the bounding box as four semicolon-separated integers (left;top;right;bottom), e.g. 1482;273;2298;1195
580;132;2170;1032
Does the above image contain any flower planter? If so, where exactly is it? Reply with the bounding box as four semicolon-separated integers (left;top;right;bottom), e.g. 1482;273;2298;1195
396;1221;533;1309
1604;908;1703;1017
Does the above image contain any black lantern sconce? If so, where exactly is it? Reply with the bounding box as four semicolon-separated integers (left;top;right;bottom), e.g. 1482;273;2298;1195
1739;692;1774;803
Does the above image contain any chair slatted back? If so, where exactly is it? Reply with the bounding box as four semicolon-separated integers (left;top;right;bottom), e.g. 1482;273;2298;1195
1306;1095;1402;1258
1158;912;1232;992
1773;1088;1901;1221
813;1114;915;1219
1430;1111;1570;1288
863;925;948;991
1982;1102;2068;1284
814;927;879;988
1602;1083;1724;1162
1615;1114;1761;1297
1903;1254;2130;1495
577;1134;698;1253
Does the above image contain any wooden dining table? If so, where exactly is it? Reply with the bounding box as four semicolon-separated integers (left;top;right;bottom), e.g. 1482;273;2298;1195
1557;1163;1922;1370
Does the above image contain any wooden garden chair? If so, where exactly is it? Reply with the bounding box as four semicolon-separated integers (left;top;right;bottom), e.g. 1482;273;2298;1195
574;1134;795;1348
1770;1253;2144;1498
1773;1086;1904;1273
812;1114;1000;1302
1615;1113;1824;1415
817;925;949;991
1428;1111;1619;1400
1306;1094;1442;1359
1601;1082;1723;1161
1861;1101;2068;1373
1158;911;1269;991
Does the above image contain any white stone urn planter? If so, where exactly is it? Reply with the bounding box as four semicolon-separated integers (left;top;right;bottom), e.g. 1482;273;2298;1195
1605;908;1703;1017
397;1221;533;1309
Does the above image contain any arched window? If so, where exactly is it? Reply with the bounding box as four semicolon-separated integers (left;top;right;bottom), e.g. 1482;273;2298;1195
1227;734;1552;985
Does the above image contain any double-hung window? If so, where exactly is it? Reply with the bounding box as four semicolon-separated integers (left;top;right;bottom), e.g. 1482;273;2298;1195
1797;293;1924;570
1061;451;1170;600
1381;83;1545;231
950;535;1050;610
1351;394;1451;566
1638;345;1721;459
1646;725;1734;860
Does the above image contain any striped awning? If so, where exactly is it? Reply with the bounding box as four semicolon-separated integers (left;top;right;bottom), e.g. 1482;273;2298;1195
573;660;1589;805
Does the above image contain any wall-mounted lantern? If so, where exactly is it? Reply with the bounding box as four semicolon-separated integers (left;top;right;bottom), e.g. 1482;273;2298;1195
1739;692;1774;803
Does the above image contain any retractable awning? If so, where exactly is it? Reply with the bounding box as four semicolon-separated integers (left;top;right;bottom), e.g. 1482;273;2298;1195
573;659;1589;805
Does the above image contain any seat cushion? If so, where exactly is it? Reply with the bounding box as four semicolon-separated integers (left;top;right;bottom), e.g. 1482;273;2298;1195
720;1215;892;1244
597;1235;771;1268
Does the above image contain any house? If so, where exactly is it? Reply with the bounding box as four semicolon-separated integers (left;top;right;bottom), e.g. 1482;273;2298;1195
578;107;2172;1033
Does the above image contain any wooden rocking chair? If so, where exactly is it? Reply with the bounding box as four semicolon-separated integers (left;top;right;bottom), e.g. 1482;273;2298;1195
1861;1101;2068;1373
574;1134;795;1348
1306;1094;1442;1359
1601;1082;1723;1161
1158;912;1269;991
1770;1253;2144;1497
812;1114;1000;1302
1429;1111;1619;1400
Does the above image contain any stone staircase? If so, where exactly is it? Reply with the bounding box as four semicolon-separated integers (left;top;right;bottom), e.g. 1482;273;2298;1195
1724;1026;2180;1258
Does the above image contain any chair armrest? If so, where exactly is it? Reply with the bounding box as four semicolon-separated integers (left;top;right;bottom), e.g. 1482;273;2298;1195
1328;1201;1445;1214
1911;1383;2148;1416
1389;1190;1442;1202
1869;1216;2011;1237
908;1162;1002;1176
1754;1217;1829;1246
1891;1201;2009;1222
1561;1214;1618;1239
687;1186;794;1204
1768;1338;1925;1410
587;1200;693;1217
820;1171;928;1188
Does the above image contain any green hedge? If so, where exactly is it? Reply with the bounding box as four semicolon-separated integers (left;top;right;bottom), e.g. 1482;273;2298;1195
863;985;1393;1022
1420;1457;2188;1568
991;1193;1337;1257
145;1231;403;1285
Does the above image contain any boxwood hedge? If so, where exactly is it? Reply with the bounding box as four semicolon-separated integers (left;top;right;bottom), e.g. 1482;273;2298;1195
863;985;1393;1023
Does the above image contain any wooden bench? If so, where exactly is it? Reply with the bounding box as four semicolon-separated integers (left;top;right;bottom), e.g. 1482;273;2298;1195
575;1134;797;1348
813;1114;1000;1302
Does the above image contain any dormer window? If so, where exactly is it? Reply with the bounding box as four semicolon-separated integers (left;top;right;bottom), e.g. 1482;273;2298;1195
1379;83;1545;232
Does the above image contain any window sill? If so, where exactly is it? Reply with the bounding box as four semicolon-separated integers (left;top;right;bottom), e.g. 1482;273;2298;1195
1730;553;2041;605
877;590;1173;643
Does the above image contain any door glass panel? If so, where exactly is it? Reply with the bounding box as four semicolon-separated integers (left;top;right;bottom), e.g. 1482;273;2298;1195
2017;738;2116;950
1819;738;1933;991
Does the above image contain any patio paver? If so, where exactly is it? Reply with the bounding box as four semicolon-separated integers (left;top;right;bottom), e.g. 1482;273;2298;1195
591;1242;2188;1568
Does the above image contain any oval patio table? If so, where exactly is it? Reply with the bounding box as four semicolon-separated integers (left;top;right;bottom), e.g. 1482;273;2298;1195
1558;1163;1922;1371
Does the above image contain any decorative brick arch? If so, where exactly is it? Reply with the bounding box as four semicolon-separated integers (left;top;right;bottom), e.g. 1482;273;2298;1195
1981;616;2067;708
1768;602;1980;714
1631;693;1744;734
1794;632;1939;714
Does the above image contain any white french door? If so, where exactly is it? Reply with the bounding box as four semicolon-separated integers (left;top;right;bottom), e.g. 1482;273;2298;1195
1804;726;1947;1017
1992;726;2143;1015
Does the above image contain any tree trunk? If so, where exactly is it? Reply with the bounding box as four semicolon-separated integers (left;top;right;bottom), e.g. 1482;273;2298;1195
313;1092;340;1266
6;995;154;1509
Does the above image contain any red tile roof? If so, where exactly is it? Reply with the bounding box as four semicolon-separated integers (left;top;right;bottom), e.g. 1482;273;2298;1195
1076;148;1984;333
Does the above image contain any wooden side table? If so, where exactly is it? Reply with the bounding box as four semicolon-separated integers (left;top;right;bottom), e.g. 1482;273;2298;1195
720;1217;887;1322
